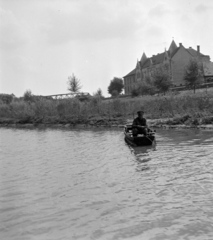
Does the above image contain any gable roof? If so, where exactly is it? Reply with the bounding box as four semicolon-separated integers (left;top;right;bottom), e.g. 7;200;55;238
141;52;166;68
140;52;147;64
170;47;180;58
123;68;136;78
123;41;211;77
140;46;208;69
169;40;178;55
186;47;207;57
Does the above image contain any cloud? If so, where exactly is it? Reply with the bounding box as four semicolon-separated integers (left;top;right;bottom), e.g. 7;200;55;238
148;4;170;17
145;25;164;36
0;8;29;50
42;1;140;45
195;3;213;13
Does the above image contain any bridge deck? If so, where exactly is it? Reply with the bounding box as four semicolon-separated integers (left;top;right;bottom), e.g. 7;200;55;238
43;92;90;99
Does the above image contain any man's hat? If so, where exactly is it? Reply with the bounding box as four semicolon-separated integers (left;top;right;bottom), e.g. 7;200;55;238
137;110;144;114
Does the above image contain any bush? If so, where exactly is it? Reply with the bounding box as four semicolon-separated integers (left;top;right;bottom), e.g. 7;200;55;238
9;101;34;119
131;88;140;97
1;90;213;124
0;94;14;104
57;98;81;118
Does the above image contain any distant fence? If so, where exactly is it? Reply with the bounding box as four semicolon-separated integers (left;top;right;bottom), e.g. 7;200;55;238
122;82;213;97
171;82;213;92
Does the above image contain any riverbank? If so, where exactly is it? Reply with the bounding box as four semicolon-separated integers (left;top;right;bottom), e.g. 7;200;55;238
1;90;213;130
1;115;213;130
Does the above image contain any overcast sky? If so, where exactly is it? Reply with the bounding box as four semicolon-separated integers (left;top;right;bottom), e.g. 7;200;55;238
1;0;213;97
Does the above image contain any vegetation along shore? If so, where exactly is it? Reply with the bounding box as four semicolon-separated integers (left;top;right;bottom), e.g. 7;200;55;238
1;88;213;130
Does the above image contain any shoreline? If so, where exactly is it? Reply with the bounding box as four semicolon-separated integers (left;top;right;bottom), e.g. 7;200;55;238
1;117;213;130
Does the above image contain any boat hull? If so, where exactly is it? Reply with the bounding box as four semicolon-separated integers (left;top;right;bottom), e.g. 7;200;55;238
124;132;155;146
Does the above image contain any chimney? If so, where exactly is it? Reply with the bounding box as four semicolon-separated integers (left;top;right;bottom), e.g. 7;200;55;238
179;43;182;47
197;45;200;54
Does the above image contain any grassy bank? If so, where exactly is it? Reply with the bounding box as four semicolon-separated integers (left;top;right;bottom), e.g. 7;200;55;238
0;91;213;127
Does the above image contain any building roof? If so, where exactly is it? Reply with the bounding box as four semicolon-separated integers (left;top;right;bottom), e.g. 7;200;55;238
142;52;166;68
186;47;206;57
170;47;180;58
140;46;208;69
140;52;147;64
123;68;136;78
169;40;178;55
123;41;211;78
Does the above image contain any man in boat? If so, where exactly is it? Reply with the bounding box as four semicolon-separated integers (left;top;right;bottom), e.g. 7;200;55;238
132;110;148;136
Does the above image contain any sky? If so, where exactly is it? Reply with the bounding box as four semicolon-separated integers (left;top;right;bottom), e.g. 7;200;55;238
0;0;213;97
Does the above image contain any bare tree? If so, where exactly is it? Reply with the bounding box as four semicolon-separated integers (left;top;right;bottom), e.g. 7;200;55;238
93;88;104;98
23;89;34;102
67;74;82;93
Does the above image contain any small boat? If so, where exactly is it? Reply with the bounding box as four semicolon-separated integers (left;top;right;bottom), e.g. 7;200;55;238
124;124;156;147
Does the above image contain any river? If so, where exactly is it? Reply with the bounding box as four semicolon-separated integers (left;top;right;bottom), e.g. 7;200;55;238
0;127;213;240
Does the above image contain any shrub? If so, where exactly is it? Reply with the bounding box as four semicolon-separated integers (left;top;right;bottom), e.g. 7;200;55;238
0;94;15;104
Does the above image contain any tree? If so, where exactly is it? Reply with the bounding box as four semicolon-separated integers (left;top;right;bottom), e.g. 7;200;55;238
138;76;156;96
93;88;104;98
23;90;34;102
152;66;172;94
184;59;203;93
111;89;119;98
140;82;154;95
131;76;155;97
67;74;82;93
108;77;124;96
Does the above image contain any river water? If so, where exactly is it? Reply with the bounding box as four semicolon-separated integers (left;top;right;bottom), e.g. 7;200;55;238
0;127;213;240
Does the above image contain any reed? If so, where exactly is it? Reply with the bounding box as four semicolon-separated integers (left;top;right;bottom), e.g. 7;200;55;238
0;91;213;124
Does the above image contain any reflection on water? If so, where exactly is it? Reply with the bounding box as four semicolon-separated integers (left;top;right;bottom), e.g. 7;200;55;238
0;127;213;240
131;146;155;172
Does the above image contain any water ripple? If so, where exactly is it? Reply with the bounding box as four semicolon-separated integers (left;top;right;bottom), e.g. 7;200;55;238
0;128;213;240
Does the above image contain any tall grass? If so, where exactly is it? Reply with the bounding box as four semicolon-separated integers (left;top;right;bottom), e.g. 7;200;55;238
0;92;213;124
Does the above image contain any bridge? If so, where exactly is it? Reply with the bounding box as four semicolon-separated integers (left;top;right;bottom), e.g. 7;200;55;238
43;92;90;100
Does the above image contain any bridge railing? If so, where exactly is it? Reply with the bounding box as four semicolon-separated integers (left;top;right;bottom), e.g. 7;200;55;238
43;92;90;99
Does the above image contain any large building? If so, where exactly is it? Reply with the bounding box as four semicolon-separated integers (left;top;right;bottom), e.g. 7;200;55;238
123;40;212;95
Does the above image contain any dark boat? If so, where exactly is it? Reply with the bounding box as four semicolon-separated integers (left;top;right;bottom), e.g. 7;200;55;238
124;124;156;147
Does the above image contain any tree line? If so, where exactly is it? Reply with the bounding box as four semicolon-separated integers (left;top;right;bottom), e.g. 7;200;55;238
67;73;125;98
95;57;205;98
130;58;205;97
0;58;204;104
